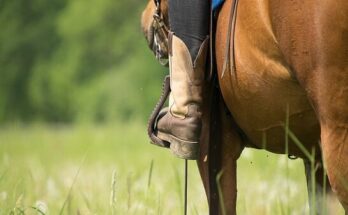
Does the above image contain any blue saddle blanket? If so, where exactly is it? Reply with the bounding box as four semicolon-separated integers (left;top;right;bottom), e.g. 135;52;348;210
212;0;224;11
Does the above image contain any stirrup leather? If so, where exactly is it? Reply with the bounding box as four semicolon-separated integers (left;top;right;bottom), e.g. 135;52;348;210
147;75;171;148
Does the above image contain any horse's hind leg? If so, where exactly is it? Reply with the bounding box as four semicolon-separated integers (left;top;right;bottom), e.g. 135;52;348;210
303;157;337;214
277;0;348;211
303;66;348;212
304;54;348;212
309;3;348;210
320;125;348;212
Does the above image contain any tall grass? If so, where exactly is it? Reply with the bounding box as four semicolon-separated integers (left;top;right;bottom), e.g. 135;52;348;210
0;122;345;214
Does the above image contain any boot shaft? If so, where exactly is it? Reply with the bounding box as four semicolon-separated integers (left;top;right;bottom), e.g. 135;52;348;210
168;33;209;119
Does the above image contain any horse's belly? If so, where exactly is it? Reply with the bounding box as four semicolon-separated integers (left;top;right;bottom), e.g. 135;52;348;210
219;65;320;156
215;0;320;156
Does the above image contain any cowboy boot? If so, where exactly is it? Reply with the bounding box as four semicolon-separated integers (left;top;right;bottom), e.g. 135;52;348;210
155;33;209;160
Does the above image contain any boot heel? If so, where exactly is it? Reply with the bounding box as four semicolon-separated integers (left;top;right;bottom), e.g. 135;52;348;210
169;136;199;160
157;131;199;160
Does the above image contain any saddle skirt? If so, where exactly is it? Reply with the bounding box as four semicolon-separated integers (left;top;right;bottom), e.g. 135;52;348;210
212;0;225;11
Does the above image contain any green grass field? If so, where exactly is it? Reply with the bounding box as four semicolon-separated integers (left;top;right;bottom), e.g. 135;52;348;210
0;123;344;214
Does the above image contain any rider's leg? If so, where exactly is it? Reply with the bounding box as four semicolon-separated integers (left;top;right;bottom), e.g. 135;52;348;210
155;0;210;159
168;0;210;60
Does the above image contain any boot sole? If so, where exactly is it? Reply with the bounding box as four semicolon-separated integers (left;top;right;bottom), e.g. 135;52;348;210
157;131;199;160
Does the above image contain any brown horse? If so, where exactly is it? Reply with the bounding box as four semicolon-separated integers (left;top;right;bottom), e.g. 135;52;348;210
141;0;348;214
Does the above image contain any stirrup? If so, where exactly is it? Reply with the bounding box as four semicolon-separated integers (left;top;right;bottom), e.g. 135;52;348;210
147;75;171;148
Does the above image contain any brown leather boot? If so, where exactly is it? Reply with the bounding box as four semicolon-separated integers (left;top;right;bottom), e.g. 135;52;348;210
155;34;209;160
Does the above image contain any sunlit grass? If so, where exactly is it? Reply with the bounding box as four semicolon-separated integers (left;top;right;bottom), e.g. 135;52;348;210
0;123;344;214
0;122;205;214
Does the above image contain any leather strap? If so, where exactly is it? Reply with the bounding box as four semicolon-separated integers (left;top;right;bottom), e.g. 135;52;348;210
208;5;214;81
152;0;169;66
208;76;223;215
207;1;239;213
153;0;161;15
221;0;239;78
147;75;171;148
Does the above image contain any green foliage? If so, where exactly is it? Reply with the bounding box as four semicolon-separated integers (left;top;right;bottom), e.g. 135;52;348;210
0;0;66;121
0;0;165;123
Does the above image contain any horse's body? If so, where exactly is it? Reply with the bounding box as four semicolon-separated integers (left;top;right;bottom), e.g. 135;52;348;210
216;0;321;157
141;0;348;214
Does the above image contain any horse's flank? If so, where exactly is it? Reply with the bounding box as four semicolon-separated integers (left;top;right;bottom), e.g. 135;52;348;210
216;0;320;157
216;0;348;210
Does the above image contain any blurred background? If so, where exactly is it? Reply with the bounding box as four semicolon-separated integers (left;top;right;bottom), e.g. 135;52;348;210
0;0;344;214
0;0;165;124
0;1;208;214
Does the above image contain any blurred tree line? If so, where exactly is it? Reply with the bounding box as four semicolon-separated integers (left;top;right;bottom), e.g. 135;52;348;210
0;0;166;123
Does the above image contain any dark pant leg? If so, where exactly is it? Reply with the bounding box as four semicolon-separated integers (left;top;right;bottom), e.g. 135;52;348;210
168;0;210;61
